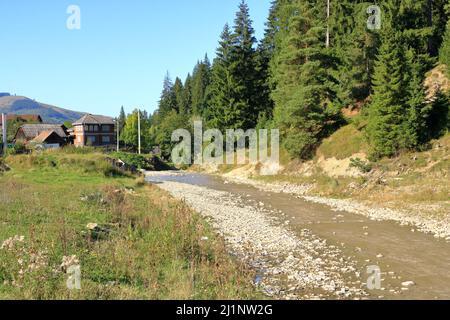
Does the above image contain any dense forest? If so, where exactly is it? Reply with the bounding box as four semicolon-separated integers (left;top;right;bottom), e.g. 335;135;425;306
119;0;450;161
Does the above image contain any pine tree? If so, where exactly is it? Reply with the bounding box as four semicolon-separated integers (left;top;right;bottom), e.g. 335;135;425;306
255;0;279;125
191;55;211;116
208;24;237;131
158;72;177;117
173;77;184;114
427;90;450;139
331;1;378;105
440;2;450;74
209;1;265;131
428;0;450;56
229;0;261;129
403;48;430;147
118;106;126;132
270;0;340;159
366;26;411;159
181;73;193;115
365;1;449;158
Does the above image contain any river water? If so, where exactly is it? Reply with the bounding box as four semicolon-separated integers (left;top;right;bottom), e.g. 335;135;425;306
146;172;450;300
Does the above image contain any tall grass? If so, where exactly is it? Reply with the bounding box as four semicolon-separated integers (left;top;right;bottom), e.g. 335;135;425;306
0;152;259;299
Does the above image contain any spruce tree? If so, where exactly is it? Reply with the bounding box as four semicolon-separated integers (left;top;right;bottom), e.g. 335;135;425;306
158;72;177;117
255;0;279;125
118;106;126;132
331;1;378;105
229;0;261;129
191;55;211;116
209;1;263;131
366;26;410;159
173;77;184;114
427;90;450;138
440;3;450;74
208;24;238;131
270;0;340;159
403;48;430;147
181;73;193;115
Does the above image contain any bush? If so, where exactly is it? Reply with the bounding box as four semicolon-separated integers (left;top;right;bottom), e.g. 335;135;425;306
6;142;28;156
350;158;373;173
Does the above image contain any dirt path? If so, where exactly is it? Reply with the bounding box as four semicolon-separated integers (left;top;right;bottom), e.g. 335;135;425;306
146;171;450;300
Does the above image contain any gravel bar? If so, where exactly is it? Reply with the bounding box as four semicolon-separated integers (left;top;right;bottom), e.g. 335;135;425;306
150;178;367;300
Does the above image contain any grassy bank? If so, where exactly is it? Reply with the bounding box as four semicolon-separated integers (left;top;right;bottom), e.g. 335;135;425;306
0;151;260;299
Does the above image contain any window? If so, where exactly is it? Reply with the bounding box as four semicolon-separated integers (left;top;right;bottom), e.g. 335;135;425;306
102;125;110;132
86;136;96;145
102;136;111;144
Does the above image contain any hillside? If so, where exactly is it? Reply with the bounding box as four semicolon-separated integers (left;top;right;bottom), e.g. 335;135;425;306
194;65;449;236
0;94;84;124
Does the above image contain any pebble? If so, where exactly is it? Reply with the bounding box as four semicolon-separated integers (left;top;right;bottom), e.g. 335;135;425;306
402;281;416;287
376;254;384;258
156;179;367;299
221;174;450;239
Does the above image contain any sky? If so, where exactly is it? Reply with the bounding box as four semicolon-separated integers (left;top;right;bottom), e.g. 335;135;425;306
0;0;272;117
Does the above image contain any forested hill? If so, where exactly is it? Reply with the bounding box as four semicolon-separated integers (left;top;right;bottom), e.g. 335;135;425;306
119;0;450;162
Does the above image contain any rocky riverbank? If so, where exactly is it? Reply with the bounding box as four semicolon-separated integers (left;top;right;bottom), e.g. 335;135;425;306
219;174;450;240
146;172;368;300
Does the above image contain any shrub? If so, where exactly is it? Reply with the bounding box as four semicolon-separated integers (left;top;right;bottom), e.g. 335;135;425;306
109;152;172;171
6;142;28;156
350;158;373;173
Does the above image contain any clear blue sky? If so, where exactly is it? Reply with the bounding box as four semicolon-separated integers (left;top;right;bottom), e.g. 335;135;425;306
0;0;271;117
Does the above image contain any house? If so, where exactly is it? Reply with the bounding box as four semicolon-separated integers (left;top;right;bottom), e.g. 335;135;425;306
72;114;116;147
32;130;66;147
0;114;43;131
14;124;69;145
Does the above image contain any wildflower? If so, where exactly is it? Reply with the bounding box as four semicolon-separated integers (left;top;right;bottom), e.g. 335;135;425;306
0;235;25;251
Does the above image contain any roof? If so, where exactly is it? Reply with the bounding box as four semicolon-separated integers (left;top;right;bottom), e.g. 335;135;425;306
17;124;68;140
73;114;115;125
0;114;43;125
32;130;64;143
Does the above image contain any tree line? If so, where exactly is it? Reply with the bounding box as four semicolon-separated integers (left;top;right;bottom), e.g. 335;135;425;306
119;0;450;161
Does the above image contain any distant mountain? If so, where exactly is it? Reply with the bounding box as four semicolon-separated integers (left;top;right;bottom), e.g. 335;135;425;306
0;95;84;124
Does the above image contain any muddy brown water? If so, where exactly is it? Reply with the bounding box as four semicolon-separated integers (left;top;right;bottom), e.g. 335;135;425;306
147;172;450;300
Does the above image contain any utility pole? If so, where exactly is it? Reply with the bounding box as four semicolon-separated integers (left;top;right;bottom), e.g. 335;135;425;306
116;118;120;152
1;113;7;156
326;0;330;48
137;109;141;155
